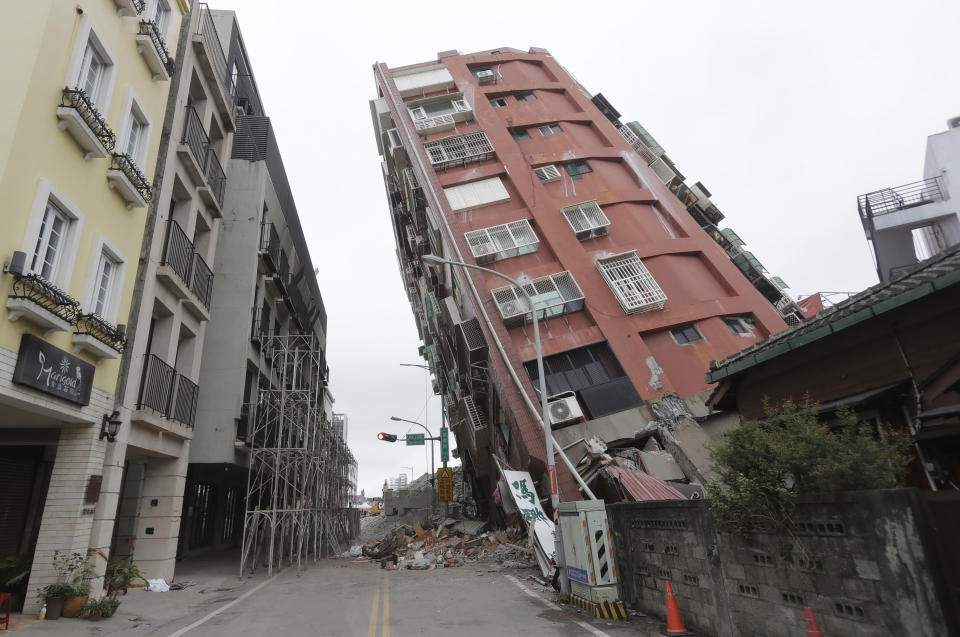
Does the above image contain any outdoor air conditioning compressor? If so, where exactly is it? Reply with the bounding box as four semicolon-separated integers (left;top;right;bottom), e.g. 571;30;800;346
559;500;618;603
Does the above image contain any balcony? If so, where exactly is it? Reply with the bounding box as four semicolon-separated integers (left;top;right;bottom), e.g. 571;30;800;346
112;0;145;17
5;272;81;336
258;222;281;274
72;313;126;360
857;176;945;232
464;219;539;264
177;107;224;217
191;3;235;131
235;403;252;447
618;124;660;165
57;89;116;160
157;220;213;319
134;354;197;432
136;20;175;81
424;131;494;170
410;96;473;136
106;153;152;208
490;271;585;326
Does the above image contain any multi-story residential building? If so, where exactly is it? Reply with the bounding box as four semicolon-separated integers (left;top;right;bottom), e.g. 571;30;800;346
590;96;806;327
0;0;185;612
371;48;789;513
389;474;409;490
858;117;960;281
180;12;353;567
103;1;236;585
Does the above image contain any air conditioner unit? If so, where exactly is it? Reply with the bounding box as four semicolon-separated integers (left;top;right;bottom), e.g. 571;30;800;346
476;70;496;85
500;299;524;318
548;392;583;426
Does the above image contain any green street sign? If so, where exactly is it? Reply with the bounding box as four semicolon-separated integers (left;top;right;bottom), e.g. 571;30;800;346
406;433;425;446
440;427;449;462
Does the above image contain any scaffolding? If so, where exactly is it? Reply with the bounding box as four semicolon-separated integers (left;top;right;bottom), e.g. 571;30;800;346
240;333;357;577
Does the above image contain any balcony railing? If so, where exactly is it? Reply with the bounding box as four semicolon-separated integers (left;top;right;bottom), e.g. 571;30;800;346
857;176;944;221
137;354;198;428
182;105;209;168
8;273;81;325
161;220;194;286
617;124;659;165
414;113;455;132
138;20;175;76
259;222;281;271
195;3;234;108
172;374;199;427
60;88;116;152
74;313;126;353
203;148;226;207
109;153;153;201
423;131;494;170
190;252;214;310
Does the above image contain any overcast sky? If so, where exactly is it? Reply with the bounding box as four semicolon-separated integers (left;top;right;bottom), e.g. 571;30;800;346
214;0;960;497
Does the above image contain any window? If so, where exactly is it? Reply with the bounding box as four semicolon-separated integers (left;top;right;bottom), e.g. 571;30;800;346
151;0;171;36
564;161;592;180
671;324;704;345
561;200;610;240
93;252;119;317
538;123;563;136
490;97;508;108
464;219;539;264
534;165;561;183
443;177;509;211
596;251;668;314
125;115;144;159
490;271;584;324
724;317;753;336
79;42;105;99
515;92;536;102
31;202;70;281
510;128;530;141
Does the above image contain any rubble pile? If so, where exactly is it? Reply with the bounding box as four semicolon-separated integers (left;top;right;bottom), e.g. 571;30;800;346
357;521;534;571
404;465;477;517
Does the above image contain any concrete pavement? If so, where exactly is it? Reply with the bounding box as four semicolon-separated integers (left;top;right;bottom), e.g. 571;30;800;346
16;554;665;636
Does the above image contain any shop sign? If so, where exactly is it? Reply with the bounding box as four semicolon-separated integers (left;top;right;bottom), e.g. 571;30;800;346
13;334;95;405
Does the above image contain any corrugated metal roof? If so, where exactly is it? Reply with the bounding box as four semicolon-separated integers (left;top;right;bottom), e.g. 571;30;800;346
707;242;960;383
604;462;686;502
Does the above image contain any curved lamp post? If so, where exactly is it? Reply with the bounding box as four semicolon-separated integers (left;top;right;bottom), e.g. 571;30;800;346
421;253;567;593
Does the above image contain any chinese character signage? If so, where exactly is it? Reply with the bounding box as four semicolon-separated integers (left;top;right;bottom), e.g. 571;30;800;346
13;334;95;405
503;469;555;561
440;427;449;462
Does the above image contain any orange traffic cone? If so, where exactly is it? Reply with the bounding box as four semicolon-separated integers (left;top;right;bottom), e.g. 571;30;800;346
663;581;694;636
804;607;824;637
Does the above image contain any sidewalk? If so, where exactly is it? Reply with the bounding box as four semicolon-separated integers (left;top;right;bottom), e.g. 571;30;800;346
12;549;275;635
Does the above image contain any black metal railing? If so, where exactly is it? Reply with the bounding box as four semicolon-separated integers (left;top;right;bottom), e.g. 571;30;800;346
195;3;233;107
232;73;263;116
60;88;116;152
236;404;251;443
858;176;944;221
181;106;209;167
130;0;146;14
74;313;126;353
161;220;194;286
203;147;225;207
109;153;153;202
172;374;198;428
277;250;290;293
8;273;81;325
190;252;214;310
138;354;176;415
138;20;175;76
259;222;281;271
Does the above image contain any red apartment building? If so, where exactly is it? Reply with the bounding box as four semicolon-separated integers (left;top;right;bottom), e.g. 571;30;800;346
371;47;788;512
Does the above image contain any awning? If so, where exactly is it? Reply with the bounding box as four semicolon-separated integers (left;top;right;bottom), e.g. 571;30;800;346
604;462;686;502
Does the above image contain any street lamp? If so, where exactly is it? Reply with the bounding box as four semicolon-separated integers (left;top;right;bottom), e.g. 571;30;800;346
421;253;568;593
391;416;437;512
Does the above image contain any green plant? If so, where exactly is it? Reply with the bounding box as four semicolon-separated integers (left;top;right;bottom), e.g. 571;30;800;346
105;559;146;597
555;592;571;604
707;401;912;534
80;597;109;617
101;597;121;617
37;582;73;599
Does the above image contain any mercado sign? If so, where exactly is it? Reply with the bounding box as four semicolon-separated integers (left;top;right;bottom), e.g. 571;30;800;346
13;334;94;405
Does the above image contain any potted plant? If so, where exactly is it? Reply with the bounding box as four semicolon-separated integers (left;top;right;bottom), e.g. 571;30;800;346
49;551;94;618
105;558;146;597
100;596;121;618
36;582;72;620
80;597;111;621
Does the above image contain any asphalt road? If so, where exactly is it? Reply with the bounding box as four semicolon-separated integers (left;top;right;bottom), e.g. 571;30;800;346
20;559;665;636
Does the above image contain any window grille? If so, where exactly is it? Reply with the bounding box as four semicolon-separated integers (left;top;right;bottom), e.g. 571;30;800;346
490;271;584;325
596;251;667;314
618;124;659;164
461;396;487;431
423;131;494;170
650;157;677;185
464;219;539;264
534;165;561;183
561;200;610;240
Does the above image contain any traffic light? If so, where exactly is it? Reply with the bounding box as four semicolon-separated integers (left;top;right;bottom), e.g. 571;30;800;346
377;432;398;442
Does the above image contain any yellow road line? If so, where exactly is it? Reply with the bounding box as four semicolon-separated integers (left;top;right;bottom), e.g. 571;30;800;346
382;574;390;637
367;586;380;637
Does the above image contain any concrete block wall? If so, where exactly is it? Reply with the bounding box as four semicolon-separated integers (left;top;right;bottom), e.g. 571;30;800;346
607;490;955;637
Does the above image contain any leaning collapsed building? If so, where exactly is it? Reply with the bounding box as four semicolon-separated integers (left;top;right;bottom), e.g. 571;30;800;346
370;47;792;514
